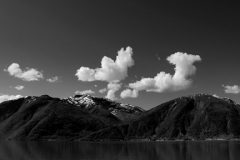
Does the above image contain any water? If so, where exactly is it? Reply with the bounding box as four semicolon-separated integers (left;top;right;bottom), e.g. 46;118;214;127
1;141;240;160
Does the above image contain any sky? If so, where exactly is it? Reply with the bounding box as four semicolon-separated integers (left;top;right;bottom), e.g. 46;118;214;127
0;0;240;109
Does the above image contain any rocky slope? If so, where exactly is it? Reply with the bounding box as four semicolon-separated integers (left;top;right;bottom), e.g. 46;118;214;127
0;93;240;141
62;94;144;124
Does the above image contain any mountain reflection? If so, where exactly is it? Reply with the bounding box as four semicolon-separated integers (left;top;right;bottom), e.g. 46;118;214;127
0;141;240;160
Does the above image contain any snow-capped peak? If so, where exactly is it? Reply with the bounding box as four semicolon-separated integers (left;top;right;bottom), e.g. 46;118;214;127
63;94;95;107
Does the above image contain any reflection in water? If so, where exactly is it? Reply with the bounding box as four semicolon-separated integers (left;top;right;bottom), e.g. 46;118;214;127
0;141;240;160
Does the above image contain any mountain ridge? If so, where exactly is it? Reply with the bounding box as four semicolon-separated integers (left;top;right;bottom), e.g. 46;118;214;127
0;93;240;141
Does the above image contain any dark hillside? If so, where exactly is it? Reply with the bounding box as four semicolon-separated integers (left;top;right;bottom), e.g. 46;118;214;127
0;96;106;140
125;94;240;140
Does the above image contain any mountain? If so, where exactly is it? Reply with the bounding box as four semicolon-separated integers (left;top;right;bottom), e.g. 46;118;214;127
125;93;240;140
0;93;240;141
0;94;143;140
81;93;240;141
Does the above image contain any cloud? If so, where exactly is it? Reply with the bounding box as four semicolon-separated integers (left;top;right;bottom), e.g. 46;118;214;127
105;82;121;100
213;94;219;98
0;94;23;103
99;88;107;93
14;85;24;90
128;52;201;93
75;47;134;82
156;54;160;61
5;63;43;81
47;76;59;83
120;89;138;99
75;67;96;82
222;85;240;94
94;85;97;87
75;90;95;95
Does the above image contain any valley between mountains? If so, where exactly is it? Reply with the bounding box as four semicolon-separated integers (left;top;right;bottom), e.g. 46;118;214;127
0;94;240;141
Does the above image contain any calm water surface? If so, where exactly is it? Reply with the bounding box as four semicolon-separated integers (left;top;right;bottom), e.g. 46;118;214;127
1;141;240;160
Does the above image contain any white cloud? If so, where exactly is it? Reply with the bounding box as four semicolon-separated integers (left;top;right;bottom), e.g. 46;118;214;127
213;94;219;98
129;52;201;93
14;85;24;90
222;85;240;94
75;47;134;82
94;85;97;87
0;94;23;103
99;88;107;93
47;76;59;83
75;67;96;82
75;90;95;95
105;82;121;100
5;63;43;81
120;89;138;99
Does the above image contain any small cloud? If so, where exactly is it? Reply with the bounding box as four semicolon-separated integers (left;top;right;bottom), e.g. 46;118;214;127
5;63;43;81
75;47;134;82
222;85;240;94
47;76;59;83
99;88;107;93
105;82;121;100
0;94;23;103
120;89;138;99
213;94;219;98
75;90;95;95
129;52;201;93
94;84;97;87
14;85;24;90
156;54;160;61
